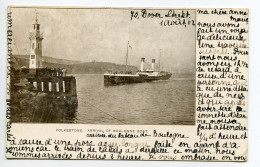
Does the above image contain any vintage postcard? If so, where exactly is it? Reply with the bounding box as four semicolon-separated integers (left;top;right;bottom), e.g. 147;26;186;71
6;6;248;161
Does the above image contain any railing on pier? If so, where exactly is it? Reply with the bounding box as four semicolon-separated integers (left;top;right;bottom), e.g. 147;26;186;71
11;67;67;77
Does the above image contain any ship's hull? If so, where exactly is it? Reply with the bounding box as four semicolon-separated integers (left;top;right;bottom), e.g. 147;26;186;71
104;72;172;85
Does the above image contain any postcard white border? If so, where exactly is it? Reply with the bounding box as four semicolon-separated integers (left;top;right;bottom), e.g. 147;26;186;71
1;0;259;167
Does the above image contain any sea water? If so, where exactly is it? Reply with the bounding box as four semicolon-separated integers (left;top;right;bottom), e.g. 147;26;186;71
66;74;195;125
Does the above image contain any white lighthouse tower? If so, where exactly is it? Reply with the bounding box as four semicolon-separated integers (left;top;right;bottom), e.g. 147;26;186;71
29;11;43;72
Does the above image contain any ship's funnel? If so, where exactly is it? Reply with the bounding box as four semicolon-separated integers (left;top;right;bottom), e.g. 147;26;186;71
152;59;155;71
141;58;145;71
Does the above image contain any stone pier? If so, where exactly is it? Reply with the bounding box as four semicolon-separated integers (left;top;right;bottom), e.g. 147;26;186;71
27;76;76;95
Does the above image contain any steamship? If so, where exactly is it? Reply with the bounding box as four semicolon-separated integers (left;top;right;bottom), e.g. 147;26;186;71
104;42;172;85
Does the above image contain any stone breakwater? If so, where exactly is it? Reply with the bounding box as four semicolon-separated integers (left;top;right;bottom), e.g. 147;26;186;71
11;78;77;123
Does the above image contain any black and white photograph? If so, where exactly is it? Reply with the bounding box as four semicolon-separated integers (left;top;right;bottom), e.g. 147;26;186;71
10;7;196;125
0;0;255;165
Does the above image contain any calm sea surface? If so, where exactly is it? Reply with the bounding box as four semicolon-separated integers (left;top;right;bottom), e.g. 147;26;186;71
66;74;195;125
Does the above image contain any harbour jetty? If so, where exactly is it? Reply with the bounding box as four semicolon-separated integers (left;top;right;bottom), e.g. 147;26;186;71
10;12;77;123
11;68;78;107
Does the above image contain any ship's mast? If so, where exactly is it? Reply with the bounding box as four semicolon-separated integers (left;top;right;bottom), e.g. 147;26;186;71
125;41;129;72
159;49;161;71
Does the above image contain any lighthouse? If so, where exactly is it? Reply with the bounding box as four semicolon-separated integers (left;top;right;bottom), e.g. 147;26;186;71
29;11;43;72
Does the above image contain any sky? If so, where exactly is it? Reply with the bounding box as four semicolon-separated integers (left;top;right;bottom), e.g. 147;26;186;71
10;7;195;73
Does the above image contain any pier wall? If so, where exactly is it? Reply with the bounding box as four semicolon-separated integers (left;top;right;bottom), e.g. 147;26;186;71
11;75;78;107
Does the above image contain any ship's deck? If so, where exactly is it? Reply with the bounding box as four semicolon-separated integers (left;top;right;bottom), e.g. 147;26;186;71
104;73;140;77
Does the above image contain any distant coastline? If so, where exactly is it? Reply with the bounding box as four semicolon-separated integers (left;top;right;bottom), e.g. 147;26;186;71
12;55;195;77
12;55;138;74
